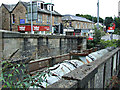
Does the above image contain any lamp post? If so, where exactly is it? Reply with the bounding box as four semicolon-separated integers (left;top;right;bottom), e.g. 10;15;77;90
97;0;99;30
50;0;53;35
30;0;34;34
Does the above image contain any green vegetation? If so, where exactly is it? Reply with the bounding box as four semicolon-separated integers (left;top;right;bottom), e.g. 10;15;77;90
76;14;104;23
100;39;120;48
78;13;120;49
76;14;120;35
87;26;105;49
87;25;120;49
104;17;113;30
0;60;49;88
113;17;120;35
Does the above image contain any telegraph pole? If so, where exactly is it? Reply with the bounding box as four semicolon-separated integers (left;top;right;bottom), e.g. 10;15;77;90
30;0;34;34
97;0;99;30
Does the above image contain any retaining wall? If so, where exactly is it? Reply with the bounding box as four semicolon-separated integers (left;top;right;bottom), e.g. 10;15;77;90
0;30;86;72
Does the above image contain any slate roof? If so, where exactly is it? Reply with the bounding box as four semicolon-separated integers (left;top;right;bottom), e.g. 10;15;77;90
20;2;29;9
1;1;29;12
62;14;93;23
1;1;62;16
2;4;16;12
38;8;62;16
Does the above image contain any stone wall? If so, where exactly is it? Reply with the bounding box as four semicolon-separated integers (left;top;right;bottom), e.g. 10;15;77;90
0;30;86;70
47;48;120;88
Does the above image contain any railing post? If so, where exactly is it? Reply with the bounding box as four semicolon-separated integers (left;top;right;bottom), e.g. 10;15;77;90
103;63;106;89
59;38;62;55
111;56;114;77
116;51;118;72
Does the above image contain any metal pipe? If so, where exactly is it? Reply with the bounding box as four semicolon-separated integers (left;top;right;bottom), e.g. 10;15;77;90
30;0;34;34
97;0;99;30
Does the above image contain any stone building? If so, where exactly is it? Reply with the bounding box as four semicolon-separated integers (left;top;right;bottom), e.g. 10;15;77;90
0;3;16;31
0;5;2;29
62;14;94;36
0;0;62;34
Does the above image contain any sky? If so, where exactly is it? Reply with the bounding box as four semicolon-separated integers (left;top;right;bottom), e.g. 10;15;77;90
0;0;120;19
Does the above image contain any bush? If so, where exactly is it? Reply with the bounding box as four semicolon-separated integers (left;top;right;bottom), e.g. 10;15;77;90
0;60;49;88
87;40;95;49
100;39;119;48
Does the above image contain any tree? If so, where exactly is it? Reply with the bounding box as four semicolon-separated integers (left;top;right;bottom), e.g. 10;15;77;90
76;14;104;24
93;27;102;44
87;25;105;49
105;17;113;30
113;17;120;35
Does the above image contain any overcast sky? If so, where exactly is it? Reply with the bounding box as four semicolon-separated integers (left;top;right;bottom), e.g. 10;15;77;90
0;0;119;19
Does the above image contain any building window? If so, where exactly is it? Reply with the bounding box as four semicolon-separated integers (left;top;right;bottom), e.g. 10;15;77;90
92;24;94;28
85;23;87;29
69;21;72;27
54;17;58;24
75;22;78;29
48;5;50;11
47;5;53;11
89;24;91;29
37;2;43;9
47;15;50;24
51;6;53;11
12;14;15;24
25;14;28;23
79;23;81;29
38;14;42;23
41;3;43;9
83;23;84;29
